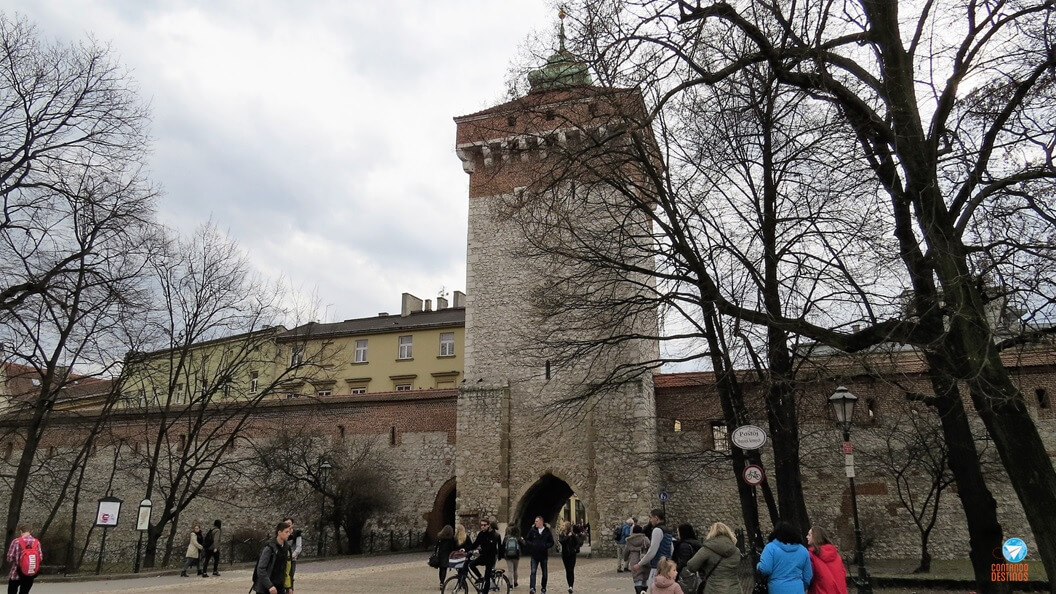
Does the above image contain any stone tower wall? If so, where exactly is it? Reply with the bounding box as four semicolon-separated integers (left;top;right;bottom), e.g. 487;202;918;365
456;86;663;551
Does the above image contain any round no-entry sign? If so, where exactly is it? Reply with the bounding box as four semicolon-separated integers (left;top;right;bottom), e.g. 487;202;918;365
742;464;765;486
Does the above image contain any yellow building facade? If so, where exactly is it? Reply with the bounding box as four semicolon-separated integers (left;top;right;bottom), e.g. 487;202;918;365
276;292;466;397
120;292;467;405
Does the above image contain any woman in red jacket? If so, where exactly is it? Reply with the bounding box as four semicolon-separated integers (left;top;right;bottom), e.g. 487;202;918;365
806;526;847;594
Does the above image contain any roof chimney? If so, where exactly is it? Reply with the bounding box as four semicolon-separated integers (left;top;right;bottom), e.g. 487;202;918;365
425;299;432;312
437;296;449;310
453;291;466;308
401;293;424;317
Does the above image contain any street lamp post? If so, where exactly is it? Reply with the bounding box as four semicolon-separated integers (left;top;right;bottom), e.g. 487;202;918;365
828;386;873;594
318;459;332;557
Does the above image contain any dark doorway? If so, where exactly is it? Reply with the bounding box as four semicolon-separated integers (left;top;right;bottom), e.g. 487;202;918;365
425;477;457;543
514;474;575;535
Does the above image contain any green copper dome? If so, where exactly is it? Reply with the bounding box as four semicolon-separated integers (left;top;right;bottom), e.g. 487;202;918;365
527;12;593;93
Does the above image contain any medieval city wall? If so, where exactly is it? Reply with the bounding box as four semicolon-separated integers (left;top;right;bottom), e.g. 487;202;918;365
0;391;457;565
653;366;1055;562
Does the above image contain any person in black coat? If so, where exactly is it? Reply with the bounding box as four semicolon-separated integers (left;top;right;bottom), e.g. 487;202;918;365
558;521;583;594
436;525;457;586
524;516;555;594
467;519;501;591
675;523;702;574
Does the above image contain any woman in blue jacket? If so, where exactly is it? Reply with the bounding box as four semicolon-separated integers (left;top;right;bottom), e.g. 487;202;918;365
757;522;812;594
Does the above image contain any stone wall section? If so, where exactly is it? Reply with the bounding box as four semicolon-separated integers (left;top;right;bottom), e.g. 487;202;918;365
0;392;457;560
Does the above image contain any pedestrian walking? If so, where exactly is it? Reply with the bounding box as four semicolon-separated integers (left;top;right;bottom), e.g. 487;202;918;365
455;523;469;550
685;522;741;594
649;557;685;594
524;515;555;594
615;517;633;572
6;524;42;594
502;525;523;588
674;524;701;574
806;526;845;594
203;519;222;577
281;517;299;594
558;521;582;594
435;525;457;586
252;521;292;594
633;509;674;587
623;524;650;594
757;522;812;594
180;524;204;577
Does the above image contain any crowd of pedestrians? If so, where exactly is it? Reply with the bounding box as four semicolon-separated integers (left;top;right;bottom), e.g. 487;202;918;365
608;510;846;594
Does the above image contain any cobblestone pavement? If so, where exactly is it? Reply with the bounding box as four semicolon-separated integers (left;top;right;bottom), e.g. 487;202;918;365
33;553;964;594
34;553;643;593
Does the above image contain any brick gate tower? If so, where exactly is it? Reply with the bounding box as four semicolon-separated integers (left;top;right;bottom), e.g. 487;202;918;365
453;22;661;549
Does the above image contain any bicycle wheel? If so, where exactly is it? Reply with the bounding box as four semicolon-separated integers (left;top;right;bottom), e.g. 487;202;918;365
494;573;512;594
443;575;470;594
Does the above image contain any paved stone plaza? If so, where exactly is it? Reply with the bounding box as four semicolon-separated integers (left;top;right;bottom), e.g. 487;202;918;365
29;552;962;594
34;552;640;593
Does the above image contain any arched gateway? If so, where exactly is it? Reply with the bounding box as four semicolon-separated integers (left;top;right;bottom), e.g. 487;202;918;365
452;35;661;552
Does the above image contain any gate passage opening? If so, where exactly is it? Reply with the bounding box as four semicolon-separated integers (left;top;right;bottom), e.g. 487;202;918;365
514;473;578;534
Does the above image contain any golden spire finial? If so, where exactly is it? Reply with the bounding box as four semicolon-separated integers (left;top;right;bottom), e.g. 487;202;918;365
558;6;567;51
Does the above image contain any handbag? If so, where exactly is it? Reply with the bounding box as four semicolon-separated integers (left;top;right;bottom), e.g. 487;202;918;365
752;571;769;594
679;559;718;594
427;543;441;568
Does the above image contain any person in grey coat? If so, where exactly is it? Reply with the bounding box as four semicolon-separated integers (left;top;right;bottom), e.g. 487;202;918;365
684;522;742;594
622;524;651;594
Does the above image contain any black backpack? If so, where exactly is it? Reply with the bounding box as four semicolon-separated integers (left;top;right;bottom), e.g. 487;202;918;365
203;528;216;549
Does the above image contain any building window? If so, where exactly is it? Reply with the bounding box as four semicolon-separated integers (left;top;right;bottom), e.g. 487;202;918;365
395;384;412;392
175;383;184;403
250;371;259;393
866;398;878;421
673;420;682;432
178;434;186;451
350;387;367;395
389;426;397;446
317;389;332;397
290;346;304;367
1037;388;1051;409
711;422;730;452
286;393;297;399
200;378;208;397
439;332;455;357
355;339;368;363
398;336;413;360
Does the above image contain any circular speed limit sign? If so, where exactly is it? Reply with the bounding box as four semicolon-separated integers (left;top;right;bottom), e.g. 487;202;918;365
742;464;765;487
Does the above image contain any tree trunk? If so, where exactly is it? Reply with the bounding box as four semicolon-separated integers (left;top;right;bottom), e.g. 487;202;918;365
908;356;1010;593
964;360;1056;592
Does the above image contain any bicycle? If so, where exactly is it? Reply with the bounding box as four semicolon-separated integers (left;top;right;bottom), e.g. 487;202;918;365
442;551;512;594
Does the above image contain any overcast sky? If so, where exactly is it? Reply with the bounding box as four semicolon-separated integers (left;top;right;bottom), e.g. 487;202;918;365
10;1;556;322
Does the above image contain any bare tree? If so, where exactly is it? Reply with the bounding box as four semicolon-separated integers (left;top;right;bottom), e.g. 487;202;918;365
251;427;395;555
525;2;1056;589
859;396;957;574
0;13;156;544
119;223;325;567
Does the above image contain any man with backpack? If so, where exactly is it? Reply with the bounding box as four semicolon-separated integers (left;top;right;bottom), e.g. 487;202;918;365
203;519;222;577
5;524;42;594
615;517;634;573
253;521;292;594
